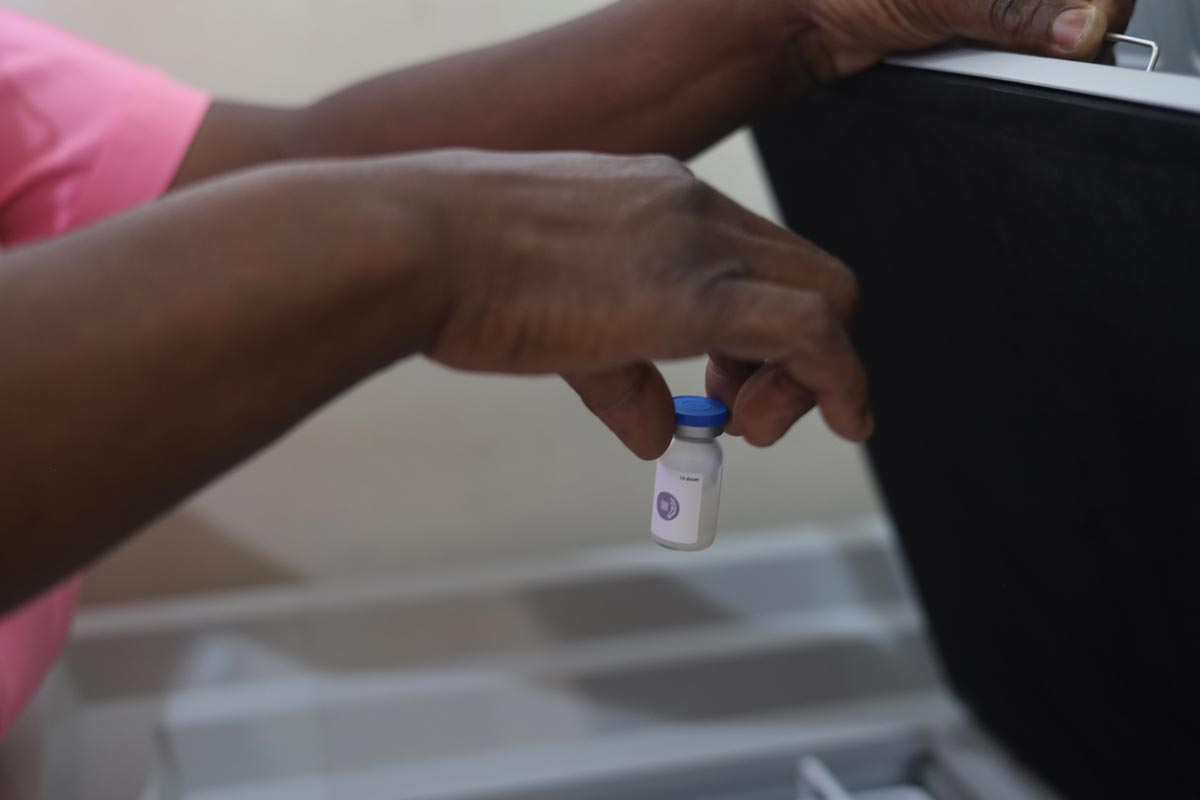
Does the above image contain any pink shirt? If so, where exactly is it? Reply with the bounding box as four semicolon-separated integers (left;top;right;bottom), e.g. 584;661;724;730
0;10;210;739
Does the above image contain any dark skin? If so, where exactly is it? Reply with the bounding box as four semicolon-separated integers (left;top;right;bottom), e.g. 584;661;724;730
0;0;1133;614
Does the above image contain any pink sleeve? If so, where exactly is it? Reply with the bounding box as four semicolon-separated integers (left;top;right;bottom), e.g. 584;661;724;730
0;583;79;737
0;9;211;739
0;9;211;245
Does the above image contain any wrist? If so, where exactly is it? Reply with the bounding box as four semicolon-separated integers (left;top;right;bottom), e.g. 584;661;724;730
270;159;450;365
359;160;451;357
619;0;815;112
697;0;834;101
757;0;874;94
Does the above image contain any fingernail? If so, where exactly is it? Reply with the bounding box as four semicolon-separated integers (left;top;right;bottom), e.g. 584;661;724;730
1052;7;1101;53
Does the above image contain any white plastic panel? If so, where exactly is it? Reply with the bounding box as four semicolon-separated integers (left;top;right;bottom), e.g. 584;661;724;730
887;49;1200;115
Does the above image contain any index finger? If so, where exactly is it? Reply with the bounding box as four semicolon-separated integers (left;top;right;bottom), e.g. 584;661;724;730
700;281;873;442
707;192;859;323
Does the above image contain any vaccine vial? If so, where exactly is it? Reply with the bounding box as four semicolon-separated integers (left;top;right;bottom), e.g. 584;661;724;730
651;396;729;551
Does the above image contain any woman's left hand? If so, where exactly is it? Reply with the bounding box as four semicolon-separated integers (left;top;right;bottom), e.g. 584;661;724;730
779;0;1135;85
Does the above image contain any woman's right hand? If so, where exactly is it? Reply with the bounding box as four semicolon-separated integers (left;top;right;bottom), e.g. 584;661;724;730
0;148;865;610
384;150;871;459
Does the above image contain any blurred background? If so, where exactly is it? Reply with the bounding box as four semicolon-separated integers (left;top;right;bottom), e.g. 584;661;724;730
7;0;881;607
7;3;1198;799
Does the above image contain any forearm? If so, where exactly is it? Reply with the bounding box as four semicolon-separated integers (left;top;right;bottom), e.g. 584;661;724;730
0;161;436;613
297;0;794;159
172;0;1131;186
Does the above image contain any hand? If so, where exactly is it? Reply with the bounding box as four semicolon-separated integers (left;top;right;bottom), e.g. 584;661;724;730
399;150;870;459
785;0;1136;82
695;0;1136;446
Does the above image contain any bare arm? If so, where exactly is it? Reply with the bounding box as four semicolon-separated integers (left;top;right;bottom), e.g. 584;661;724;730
0;151;866;614
1;0;1134;611
164;0;1134;449
171;0;791;186
171;0;1133;186
0;162;435;611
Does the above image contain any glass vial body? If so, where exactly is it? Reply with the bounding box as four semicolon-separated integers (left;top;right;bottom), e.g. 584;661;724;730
651;397;729;552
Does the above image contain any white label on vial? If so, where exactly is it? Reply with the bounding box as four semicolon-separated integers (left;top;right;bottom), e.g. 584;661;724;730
651;464;704;546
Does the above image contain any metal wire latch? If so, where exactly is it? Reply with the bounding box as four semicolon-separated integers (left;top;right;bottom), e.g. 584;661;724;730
1105;33;1161;72
796;757;856;800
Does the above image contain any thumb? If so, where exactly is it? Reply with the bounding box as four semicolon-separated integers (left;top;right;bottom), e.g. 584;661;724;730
565;364;675;461
955;1;1112;60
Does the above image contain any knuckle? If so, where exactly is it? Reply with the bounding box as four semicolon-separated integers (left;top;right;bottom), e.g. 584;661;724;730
693;265;743;313
674;176;718;219
734;291;832;362
631;156;712;222
638;154;691;179
737;314;785;354
786;292;849;368
795;291;839;339
988;0;1027;34
822;255;860;320
987;0;1036;36
702;281;768;342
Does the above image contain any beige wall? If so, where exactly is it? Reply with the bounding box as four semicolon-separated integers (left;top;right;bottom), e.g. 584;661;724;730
10;0;880;604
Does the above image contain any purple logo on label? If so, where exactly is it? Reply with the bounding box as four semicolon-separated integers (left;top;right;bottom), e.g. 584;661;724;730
657;492;681;522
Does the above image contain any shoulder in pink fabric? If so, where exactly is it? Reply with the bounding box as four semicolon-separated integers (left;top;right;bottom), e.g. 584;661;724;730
0;8;210;739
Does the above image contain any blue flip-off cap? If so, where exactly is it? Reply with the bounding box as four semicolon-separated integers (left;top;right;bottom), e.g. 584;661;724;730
673;396;730;428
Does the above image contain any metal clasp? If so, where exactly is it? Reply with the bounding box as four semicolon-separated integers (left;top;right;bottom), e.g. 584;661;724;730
1105;33;1161;72
796;757;855;800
